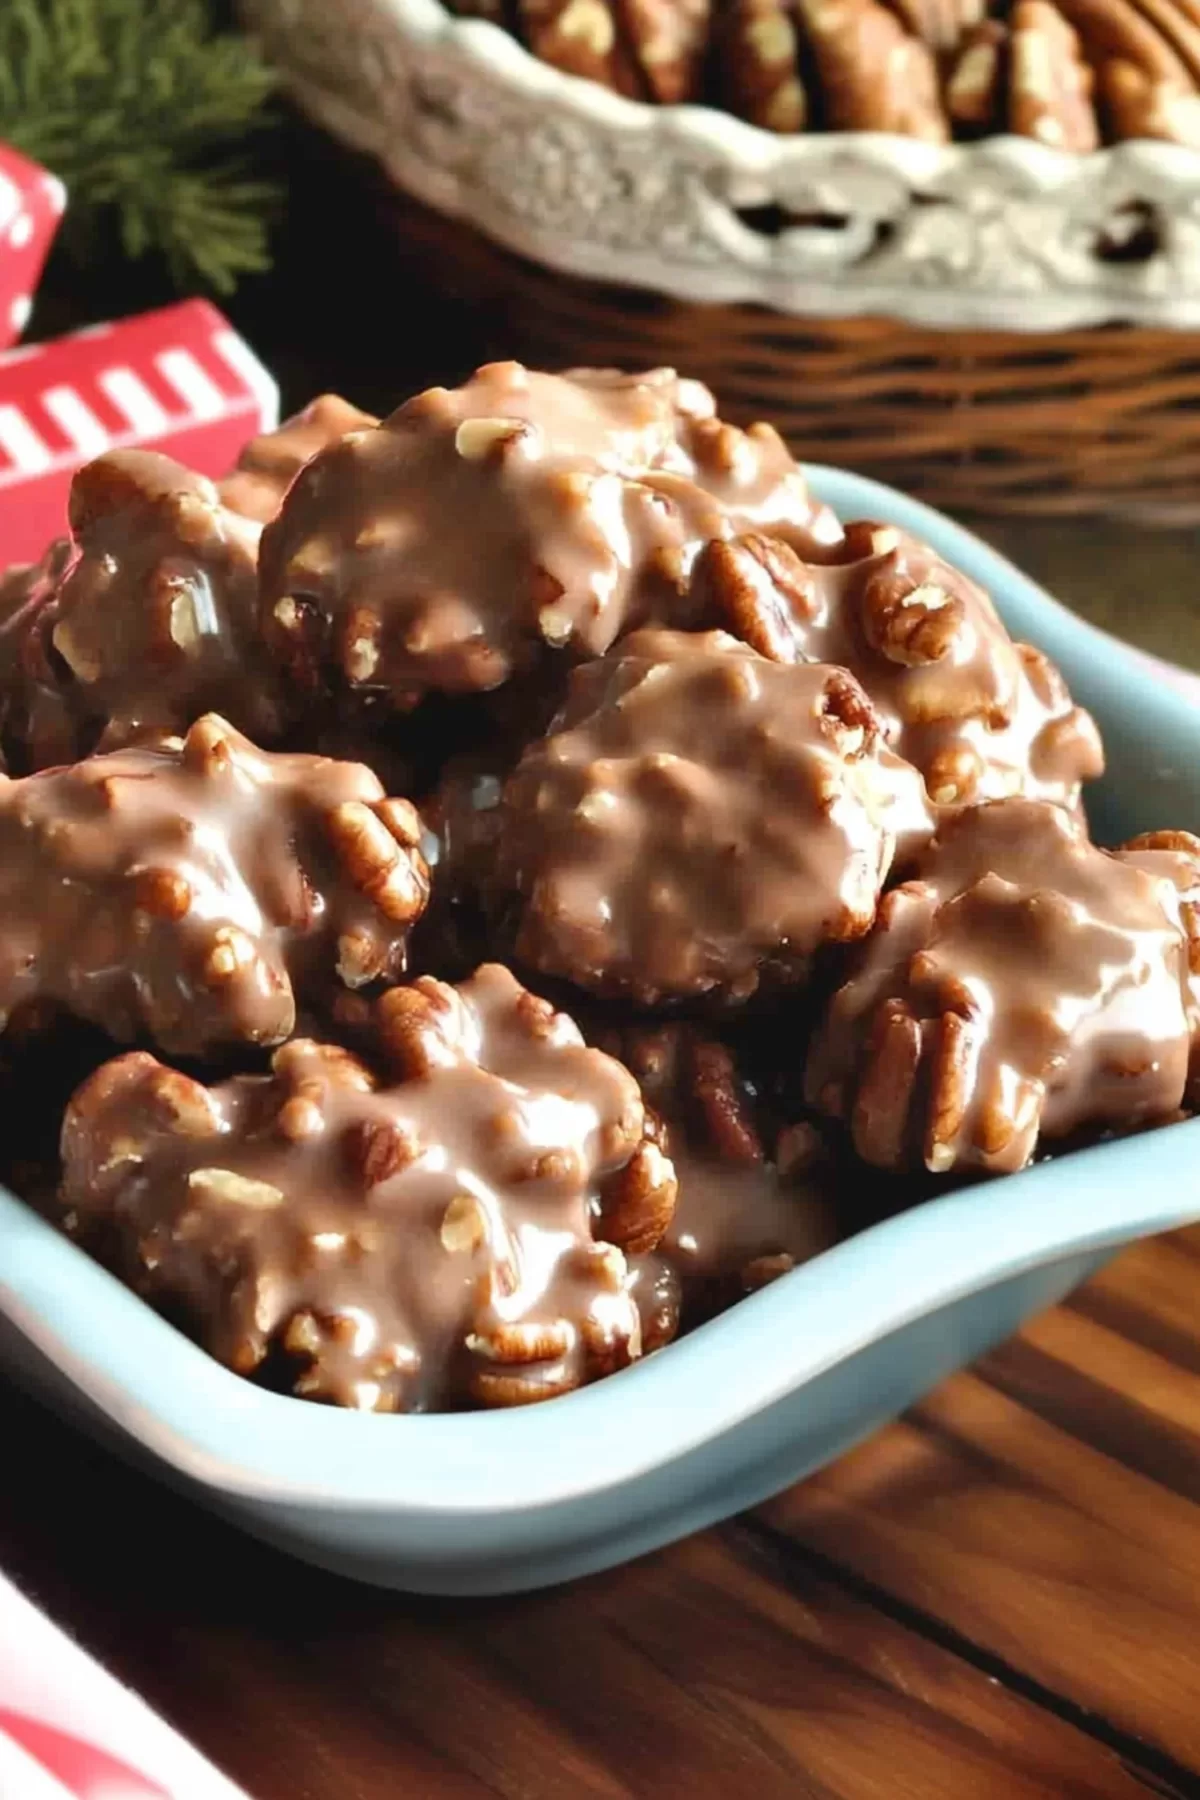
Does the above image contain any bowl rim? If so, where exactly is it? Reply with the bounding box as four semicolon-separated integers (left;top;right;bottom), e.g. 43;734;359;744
4;465;1200;1517
245;0;1200;329
352;0;1200;188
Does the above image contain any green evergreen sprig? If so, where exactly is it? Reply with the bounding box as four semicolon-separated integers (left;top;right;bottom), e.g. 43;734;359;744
0;0;280;293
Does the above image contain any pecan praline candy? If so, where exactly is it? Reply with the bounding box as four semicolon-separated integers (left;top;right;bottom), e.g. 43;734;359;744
60;966;677;1411
0;715;429;1057
490;627;932;1005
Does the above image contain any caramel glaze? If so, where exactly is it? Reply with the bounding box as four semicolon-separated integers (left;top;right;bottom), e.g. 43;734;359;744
593;1023;839;1323
0;538;77;772
220;393;380;526
655;1148;839;1307
412;750;511;979
258;362;842;714
59;966;677;1411
1120;827;1200;1102
0;715;429;1059
492;629;933;1006
808;798;1199;1175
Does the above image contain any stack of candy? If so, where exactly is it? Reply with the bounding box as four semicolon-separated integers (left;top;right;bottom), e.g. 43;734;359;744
5;358;1200;1419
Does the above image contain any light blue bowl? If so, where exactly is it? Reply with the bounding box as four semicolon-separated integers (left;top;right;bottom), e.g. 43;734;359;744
3;468;1200;1596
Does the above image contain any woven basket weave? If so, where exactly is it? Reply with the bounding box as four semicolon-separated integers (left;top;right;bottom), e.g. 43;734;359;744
387;186;1200;524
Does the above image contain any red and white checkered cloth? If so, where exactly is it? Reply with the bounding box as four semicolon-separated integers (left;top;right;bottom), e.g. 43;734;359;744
0;298;278;566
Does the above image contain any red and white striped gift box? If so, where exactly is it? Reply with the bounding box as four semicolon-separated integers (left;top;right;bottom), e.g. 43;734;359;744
0;143;66;350
0;298;279;566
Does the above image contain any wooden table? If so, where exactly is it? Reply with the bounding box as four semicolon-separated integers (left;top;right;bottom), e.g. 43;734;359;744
7;116;1200;1800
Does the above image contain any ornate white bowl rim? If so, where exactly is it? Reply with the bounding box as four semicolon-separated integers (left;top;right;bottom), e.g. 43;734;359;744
246;0;1200;329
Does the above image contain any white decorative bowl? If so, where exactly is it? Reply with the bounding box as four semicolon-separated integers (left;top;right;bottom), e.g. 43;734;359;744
245;0;1200;330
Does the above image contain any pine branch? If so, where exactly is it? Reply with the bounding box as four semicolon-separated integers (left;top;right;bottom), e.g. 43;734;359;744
0;0;281;293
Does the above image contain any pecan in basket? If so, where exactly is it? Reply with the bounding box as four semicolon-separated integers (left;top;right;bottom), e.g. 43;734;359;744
715;0;809;130
1055;0;1200;143
793;0;950;137
946;17;1007;128
1010;0;1099;148
516;0;711;98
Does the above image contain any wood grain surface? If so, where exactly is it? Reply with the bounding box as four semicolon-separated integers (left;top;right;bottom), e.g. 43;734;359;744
763;1228;1200;1783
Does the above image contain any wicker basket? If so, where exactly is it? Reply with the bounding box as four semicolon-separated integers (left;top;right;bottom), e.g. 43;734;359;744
384;186;1200;522
245;0;1200;521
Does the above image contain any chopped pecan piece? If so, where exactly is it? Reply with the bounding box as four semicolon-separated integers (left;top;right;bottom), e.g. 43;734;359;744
1120;827;1200;1103
600;1021;840;1319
